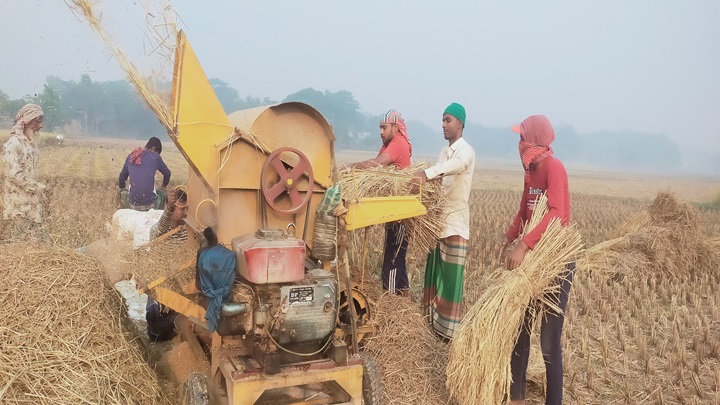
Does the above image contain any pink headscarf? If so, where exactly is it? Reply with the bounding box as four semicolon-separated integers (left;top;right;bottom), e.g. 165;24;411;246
511;114;555;177
380;110;412;156
11;103;44;137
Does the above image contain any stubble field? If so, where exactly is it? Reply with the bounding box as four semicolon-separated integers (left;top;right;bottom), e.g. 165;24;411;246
2;134;720;404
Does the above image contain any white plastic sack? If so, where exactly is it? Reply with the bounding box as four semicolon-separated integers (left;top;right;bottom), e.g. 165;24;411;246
114;278;148;321
110;209;164;248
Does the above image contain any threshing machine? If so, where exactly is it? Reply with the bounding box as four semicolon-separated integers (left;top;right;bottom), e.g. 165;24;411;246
141;30;427;405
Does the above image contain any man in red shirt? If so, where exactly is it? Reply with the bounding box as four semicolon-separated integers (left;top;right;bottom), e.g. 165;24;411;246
347;110;412;295
497;114;573;405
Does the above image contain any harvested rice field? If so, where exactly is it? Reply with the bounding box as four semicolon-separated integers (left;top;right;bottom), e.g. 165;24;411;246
1;136;720;404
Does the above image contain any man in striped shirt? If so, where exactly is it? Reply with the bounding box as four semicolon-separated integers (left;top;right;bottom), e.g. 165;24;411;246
145;187;188;341
149;187;188;241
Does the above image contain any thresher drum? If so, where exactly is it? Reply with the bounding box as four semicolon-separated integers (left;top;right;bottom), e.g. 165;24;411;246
172;40;336;247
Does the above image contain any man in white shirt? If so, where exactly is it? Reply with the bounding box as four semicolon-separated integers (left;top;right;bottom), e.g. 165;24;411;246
413;102;475;341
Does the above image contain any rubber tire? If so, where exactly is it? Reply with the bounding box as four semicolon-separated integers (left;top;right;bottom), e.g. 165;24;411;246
181;372;211;405
360;352;384;405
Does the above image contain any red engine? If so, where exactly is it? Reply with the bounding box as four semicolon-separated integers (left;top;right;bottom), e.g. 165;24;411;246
232;229;306;284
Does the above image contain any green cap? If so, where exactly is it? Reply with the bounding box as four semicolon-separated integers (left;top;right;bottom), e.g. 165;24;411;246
444;102;466;125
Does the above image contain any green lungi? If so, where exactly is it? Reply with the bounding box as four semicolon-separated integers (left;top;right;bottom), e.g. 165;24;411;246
423;235;468;340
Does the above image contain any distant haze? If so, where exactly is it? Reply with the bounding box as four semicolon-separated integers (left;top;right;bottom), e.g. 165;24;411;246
1;1;719;157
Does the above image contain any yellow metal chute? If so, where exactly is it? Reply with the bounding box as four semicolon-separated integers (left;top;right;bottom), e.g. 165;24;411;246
345;196;427;230
171;30;234;192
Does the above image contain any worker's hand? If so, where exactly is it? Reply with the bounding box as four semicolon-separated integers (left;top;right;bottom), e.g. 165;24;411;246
506;240;530;270
496;236;511;266
410;171;426;194
166;188;177;211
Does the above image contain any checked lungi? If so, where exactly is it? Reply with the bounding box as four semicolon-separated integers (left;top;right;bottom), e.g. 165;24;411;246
423;235;468;340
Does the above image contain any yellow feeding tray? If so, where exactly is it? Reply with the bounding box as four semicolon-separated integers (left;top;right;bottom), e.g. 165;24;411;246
345;196;427;230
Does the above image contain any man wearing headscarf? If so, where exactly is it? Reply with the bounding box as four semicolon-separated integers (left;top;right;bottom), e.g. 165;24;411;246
347;110;412;295
412;102;475;341
2;103;47;239
118;136;171;211
496;114;572;405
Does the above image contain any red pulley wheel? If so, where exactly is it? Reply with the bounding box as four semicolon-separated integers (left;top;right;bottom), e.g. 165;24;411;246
260;147;314;215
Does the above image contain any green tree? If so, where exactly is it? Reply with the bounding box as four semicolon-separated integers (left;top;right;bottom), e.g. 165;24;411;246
34;84;67;131
283;88;365;149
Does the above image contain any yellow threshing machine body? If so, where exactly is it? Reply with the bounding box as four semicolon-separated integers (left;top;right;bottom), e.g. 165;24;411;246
171;31;334;247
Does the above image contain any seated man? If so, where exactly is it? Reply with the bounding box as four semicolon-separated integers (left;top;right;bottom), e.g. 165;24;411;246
118;137;171;211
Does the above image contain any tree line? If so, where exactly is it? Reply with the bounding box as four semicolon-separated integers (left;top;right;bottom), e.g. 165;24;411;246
0;75;683;170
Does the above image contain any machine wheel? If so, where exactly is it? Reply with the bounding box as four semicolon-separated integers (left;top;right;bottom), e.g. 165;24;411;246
261;147;314;215
180;372;211;405
361;352;384;405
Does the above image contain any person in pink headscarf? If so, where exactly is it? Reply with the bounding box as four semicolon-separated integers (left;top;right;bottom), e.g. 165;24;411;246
2;103;47;240
497;114;572;405
347;110;412;295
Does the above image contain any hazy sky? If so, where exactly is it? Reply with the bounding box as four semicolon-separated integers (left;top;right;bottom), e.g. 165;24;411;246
1;1;719;151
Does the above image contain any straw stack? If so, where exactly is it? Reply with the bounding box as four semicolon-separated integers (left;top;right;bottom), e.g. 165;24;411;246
580;191;718;278
0;243;169;404
446;194;583;405
339;163;445;256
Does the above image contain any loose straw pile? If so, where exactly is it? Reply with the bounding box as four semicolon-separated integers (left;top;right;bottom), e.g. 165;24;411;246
446;195;583;404
129;228;197;287
0;243;168;404
580;191;720;278
339;163;445;255
66;0;176;131
362;294;451;404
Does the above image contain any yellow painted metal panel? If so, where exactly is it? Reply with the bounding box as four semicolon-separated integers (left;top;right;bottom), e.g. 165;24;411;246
226;362;363;405
345;196;427;230
171;30;233;191
227;103;334;188
153;287;208;329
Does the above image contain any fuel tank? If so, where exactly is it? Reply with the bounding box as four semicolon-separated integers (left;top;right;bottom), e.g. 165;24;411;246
232;229;306;284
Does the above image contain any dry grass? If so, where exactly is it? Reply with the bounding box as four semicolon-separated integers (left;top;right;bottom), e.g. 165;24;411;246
128;227;197;287
362;294;451;405
0;243;168;404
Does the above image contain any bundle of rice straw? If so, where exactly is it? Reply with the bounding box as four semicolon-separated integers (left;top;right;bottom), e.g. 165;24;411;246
339;163;445;255
0;243;169;404
446;194;583;405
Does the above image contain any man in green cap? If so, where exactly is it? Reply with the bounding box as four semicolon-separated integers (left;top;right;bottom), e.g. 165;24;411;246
412;102;475;341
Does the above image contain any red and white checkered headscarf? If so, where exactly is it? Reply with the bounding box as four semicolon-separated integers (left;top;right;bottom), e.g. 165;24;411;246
380;110;412;156
11;103;44;137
